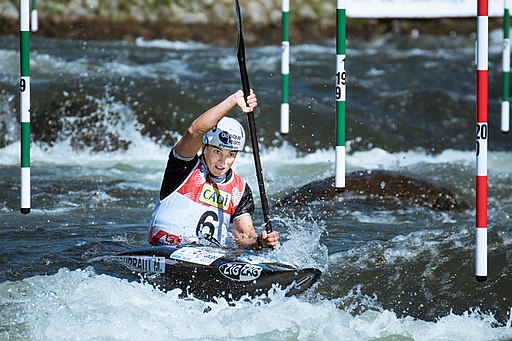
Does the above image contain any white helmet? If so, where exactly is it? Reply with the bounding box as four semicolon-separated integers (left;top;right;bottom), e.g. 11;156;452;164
203;117;245;151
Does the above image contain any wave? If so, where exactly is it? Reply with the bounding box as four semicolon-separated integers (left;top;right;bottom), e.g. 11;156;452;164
2;134;510;181
134;37;212;50
1;267;510;341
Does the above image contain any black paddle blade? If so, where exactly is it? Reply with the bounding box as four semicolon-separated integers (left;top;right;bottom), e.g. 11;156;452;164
235;0;251;99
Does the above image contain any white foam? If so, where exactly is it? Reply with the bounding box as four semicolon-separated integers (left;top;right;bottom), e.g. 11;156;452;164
330;226;471;269
346;147;474;170
0;49;21;76
1;267;510;340
134;37;210;50
2;135;509;201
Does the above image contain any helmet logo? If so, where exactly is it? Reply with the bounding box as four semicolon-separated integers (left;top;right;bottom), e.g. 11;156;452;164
219;130;241;147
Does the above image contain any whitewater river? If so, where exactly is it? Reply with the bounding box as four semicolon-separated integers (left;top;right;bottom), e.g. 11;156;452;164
0;28;511;340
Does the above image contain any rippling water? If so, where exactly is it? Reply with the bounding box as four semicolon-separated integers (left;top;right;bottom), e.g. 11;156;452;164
1;29;512;340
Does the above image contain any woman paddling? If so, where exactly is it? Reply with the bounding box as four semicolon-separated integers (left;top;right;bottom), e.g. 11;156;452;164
148;89;279;250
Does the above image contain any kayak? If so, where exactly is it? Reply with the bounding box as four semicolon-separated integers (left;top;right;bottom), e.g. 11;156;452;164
109;244;321;300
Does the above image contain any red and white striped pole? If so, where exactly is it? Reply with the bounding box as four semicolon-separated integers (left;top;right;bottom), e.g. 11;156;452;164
476;0;489;282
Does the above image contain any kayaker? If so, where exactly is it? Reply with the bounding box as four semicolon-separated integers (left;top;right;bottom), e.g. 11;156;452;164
148;89;279;250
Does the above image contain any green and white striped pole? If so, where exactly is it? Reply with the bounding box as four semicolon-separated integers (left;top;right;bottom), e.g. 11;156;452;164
20;0;31;214
335;0;346;190
502;0;510;132
280;0;290;135
31;0;38;32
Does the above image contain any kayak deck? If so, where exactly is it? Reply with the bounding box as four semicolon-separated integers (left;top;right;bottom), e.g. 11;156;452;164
109;245;321;300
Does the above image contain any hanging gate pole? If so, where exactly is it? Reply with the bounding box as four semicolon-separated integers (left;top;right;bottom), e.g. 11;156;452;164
335;0;347;191
20;0;31;214
475;0;489;282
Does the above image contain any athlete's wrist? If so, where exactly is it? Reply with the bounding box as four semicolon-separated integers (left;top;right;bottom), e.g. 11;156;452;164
229;93;238;108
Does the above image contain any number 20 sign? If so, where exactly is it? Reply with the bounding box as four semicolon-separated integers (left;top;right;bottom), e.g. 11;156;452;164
476;123;488;157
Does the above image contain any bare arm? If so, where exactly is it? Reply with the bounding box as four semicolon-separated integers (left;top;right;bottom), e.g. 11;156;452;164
232;215;259;249
233;214;280;250
175;90;257;158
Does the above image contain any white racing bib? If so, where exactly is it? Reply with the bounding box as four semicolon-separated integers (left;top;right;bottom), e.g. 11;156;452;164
148;160;246;246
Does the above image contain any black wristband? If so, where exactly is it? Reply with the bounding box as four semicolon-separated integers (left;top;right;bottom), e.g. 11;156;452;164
256;236;264;250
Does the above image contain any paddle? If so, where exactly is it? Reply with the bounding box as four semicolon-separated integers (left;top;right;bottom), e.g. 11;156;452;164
235;0;273;234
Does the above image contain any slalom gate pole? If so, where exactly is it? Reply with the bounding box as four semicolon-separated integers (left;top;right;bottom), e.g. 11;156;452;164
235;0;273;233
502;0;510;132
335;0;346;191
280;0;290;135
476;0;489;282
20;0;31;214
31;0;38;32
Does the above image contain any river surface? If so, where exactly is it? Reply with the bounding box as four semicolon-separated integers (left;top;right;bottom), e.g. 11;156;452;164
0;29;512;340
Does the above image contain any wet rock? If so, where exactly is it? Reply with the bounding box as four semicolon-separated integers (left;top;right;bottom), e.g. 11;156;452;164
276;169;470;212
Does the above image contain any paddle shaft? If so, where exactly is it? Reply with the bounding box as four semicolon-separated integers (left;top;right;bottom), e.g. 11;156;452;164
235;0;272;233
